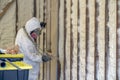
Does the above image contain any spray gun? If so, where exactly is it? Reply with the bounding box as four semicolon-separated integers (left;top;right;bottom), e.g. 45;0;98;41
35;47;51;62
37;40;58;61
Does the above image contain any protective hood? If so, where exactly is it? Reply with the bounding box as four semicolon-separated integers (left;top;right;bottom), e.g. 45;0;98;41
25;17;41;36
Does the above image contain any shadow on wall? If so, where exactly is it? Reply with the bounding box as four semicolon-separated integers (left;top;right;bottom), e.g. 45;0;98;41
57;60;61;80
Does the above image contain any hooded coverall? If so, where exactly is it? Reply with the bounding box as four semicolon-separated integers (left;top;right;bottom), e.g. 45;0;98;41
15;17;42;80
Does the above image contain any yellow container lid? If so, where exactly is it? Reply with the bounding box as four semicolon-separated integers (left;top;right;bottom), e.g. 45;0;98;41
0;54;24;58
0;61;32;70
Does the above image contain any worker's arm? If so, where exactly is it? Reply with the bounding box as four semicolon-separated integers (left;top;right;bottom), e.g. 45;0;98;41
22;45;43;62
22;44;51;62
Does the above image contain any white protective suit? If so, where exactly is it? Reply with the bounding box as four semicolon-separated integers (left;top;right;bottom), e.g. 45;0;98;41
15;17;43;80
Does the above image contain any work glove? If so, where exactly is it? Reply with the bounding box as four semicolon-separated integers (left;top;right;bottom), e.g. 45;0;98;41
42;54;51;62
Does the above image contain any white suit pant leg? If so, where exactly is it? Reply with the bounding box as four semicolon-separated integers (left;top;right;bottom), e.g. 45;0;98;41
28;69;38;80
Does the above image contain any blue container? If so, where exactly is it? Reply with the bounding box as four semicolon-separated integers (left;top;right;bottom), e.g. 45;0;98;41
0;70;29;80
0;62;32;80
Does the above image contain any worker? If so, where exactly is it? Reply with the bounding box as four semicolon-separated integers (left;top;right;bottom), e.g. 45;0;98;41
15;17;51;80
